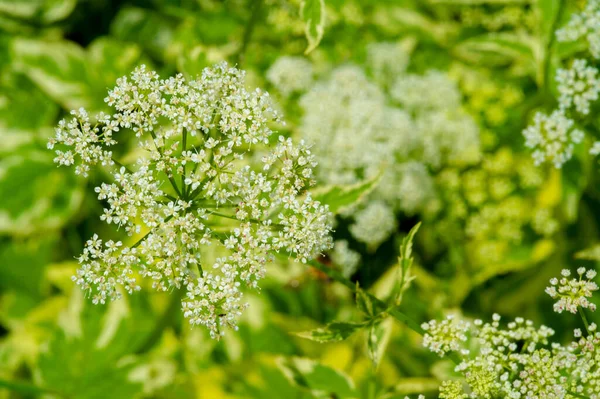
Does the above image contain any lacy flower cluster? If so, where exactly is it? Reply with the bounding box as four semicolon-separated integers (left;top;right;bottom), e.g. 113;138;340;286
524;0;600;167
48;62;333;339
407;267;600;399
266;47;479;255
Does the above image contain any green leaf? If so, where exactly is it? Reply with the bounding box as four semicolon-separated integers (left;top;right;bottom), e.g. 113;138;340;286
535;0;562;40
575;244;600;261
0;236;55;298
277;357;358;398
311;173;382;215
296;321;366;342
0;72;58;153
37;292;151;399
367;318;393;370
427;0;530;3
11;38;94;110
391;223;420;306
300;0;326;54
87;38;145;93
0;149;83;235
356;284;376;318
453;32;535;67
111;7;176;62
0;0;77;24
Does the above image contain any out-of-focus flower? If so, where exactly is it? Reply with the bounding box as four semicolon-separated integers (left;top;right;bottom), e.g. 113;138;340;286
522;110;584;168
557;58;600;115
266;56;314;97
557;0;600;59
349;201;396;249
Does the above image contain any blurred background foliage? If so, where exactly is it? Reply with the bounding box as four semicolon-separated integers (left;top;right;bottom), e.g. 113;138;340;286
1;0;600;398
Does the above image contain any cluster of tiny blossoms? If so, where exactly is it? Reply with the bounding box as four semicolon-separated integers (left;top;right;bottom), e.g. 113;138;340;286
557;59;600;115
275;54;478;251
522;110;584;168
48;63;332;339
408;268;600;398
557;0;600;59
546;268;598;313
525;2;600;168
421;315;469;357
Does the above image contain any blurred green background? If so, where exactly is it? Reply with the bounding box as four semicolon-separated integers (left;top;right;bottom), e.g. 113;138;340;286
1;0;600;398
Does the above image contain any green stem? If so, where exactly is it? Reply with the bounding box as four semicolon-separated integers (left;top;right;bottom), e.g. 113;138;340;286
302;257;463;364
182;129;188;200
130;215;173;249
0;378;66;398
542;0;565;91
579;307;590;333
111;157;133;173
149;131;183;198
135;288;184;354
235;0;263;65
568;390;591;399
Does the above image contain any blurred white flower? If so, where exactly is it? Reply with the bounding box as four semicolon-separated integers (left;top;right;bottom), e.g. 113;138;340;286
266;56;314;97
557;0;600;59
522;110;584;168
557;58;600;115
349;201;396;249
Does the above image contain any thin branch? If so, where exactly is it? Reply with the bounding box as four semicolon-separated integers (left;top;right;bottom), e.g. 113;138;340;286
235;0;264;65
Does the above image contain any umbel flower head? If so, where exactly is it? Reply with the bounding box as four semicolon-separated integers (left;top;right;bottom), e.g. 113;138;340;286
522;110;584;168
48;62;333;338
556;0;600;59
546;267;598;313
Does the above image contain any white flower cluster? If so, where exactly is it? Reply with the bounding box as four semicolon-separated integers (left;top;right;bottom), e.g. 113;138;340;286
557;0;600;59
349;201;396;250
366;41;409;86
286;55;478;249
52;63;332;339
413;269;600;398
266;56;314;97
421;315;469;357
523;110;584;168
299;65;409;186
391;71;480;168
546;268;598;314
557;58;600;115
47;108;117;176
391;70;462;111
330;240;361;278
378;162;436;215
525;2;600;168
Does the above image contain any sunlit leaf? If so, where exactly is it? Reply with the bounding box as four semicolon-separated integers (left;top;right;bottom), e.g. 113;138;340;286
277;357;358;398
11;38;94;110
311;172;381;215
390;223;420;306
0;148;83;235
367;317;393;369
301;0;326;54
453;33;535;68
296;321;366;342
576;244;600;261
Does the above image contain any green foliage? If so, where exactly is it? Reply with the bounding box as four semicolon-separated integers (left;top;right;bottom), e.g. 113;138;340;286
300;0;326;54
2;0;600;397
278;357;357;398
296;321;366;342
311;173;382;215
